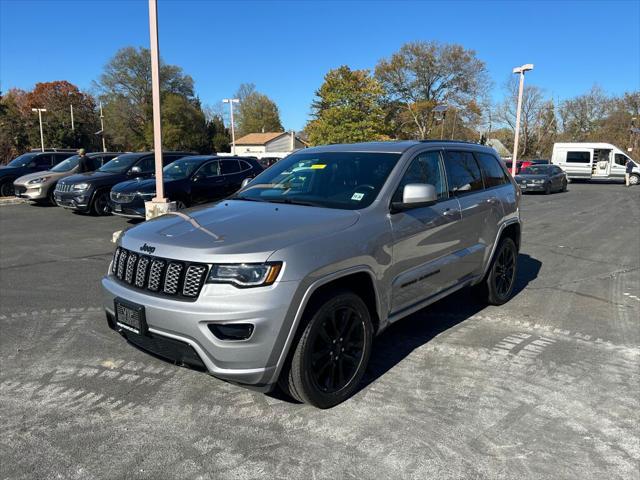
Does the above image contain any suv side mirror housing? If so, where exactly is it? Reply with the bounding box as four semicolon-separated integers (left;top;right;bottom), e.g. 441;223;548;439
391;184;438;213
129;166;142;176
241;177;252;189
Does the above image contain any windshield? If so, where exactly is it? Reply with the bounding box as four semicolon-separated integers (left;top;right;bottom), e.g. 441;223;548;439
7;153;37;167
51;155;80;172
99;154;139;173
234;151;401;210
521;165;552;175
163;157;204;180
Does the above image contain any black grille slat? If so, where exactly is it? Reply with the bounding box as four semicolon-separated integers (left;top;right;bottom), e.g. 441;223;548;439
111;247;208;300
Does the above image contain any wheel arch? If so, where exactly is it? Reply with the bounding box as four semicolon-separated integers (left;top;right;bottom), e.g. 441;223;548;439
479;220;521;281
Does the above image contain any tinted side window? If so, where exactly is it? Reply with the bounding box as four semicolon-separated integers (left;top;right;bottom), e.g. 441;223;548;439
52;154;69;165
566;151;590;163
198;161;220;177
476;152;508;188
239;160;253;172
393;151;447;202
34;155;53;167
221;160;241;174
615;154;628;166
443;151;484;195
135;156;155;172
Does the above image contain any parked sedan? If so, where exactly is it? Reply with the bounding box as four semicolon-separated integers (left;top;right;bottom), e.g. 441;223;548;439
14;152;121;204
516;164;568;194
109;156;263;218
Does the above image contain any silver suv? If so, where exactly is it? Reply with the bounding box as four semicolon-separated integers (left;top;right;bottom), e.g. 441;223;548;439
102;141;521;408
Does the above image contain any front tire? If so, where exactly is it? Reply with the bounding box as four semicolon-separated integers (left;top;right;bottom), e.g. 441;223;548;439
92;190;111;216
561;179;568;192
544;183;551;195
482;238;518;306
280;291;373;408
0;180;15;197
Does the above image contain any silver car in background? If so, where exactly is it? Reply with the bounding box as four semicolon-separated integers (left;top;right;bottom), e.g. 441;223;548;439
14;152;121;204
102;141;522;408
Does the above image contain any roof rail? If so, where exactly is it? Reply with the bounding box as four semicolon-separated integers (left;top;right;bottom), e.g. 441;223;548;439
418;139;481;145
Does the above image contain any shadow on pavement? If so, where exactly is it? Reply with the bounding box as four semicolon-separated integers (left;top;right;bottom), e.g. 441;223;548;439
358;253;542;393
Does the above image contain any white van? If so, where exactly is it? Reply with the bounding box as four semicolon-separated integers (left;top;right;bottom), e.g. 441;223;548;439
552;143;639;184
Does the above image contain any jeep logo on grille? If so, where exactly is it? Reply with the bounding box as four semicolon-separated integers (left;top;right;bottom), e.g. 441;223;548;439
140;243;156;254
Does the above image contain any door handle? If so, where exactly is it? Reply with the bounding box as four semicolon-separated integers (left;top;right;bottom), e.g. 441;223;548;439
443;208;456;216
486;197;498;205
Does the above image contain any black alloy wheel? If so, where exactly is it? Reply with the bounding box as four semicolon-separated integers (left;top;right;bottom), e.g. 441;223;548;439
309;305;366;394
562;179;568;192
92;190;111;216
0;180;15;197
281;291;373;408
485;238;518;305
544;182;551;195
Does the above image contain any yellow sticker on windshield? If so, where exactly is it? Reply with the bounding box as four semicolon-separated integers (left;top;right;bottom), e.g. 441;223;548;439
311;164;327;169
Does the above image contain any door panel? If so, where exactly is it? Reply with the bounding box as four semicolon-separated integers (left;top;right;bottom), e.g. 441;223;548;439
191;161;226;204
389;150;463;314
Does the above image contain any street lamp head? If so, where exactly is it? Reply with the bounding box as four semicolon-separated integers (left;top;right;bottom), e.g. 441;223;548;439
513;64;534;74
433;105;448;113
31;108;47;112
223;98;239;104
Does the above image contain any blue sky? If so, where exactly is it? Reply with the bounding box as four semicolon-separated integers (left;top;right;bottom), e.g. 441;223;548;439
1;0;639;131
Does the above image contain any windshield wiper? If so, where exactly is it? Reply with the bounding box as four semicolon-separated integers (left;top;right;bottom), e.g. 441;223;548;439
231;196;267;203
263;198;319;207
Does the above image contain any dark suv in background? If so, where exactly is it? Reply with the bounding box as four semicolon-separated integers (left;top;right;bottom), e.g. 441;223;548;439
109;156;263;218
54;152;193;215
0;150;75;196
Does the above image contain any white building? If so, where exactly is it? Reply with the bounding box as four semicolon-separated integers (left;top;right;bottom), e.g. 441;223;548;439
233;131;307;156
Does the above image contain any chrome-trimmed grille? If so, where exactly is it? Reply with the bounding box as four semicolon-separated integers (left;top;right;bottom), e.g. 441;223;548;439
56;183;73;192
183;265;207;297
163;262;184;295
110;247;208;301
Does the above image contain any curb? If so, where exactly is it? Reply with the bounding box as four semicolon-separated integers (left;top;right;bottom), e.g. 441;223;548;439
0;197;28;206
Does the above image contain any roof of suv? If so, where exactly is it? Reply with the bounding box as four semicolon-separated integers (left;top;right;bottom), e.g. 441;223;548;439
303;140;490;154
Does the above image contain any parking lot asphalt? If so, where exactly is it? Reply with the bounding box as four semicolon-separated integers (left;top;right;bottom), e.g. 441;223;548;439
1;183;639;480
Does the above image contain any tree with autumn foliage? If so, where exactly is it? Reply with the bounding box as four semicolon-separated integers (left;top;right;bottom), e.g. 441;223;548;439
0;82;99;162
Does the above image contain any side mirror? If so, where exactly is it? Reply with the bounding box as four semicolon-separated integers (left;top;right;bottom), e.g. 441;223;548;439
391;184;437;212
240;177;252;189
192;173;203;182
129;166;142;176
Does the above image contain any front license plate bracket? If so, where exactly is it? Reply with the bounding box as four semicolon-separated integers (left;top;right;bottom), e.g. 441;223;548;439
114;297;148;335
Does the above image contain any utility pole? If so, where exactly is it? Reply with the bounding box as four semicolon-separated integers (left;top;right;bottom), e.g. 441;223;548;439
99;102;107;152
511;64;534;176
31;108;47;152
70;104;75;131
223;98;239;155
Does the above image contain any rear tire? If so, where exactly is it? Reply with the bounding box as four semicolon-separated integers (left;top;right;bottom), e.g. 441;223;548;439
479;238;518;306
279;290;373;408
91;190;111;216
0;180;15;197
630;174;640;186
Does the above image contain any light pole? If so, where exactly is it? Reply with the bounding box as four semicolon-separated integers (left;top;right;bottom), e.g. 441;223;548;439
511;63;534;176
223;98;239;155
70;104;75;131
433;105;448;140
31;108;47;152
99;102;107;152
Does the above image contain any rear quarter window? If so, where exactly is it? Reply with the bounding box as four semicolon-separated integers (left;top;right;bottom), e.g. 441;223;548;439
476;152;509;188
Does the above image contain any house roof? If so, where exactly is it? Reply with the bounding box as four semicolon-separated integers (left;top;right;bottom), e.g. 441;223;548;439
235;132;287;145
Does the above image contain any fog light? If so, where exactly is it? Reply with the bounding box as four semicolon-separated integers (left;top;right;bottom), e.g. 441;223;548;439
208;323;254;340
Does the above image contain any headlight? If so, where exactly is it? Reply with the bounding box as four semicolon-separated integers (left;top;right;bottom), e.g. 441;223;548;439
73;183;90;191
206;262;282;288
28;176;50;185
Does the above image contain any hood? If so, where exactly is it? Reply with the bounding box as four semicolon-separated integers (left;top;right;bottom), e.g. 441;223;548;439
120;200;360;262
14;170;69;185
112;177;179;194
61;170;124;186
516;174;548;181
0;166;23;177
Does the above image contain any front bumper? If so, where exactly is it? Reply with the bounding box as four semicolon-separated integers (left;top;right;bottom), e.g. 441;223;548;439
518;182;546;192
109;198;145;218
54;190;92;211
102;274;301;388
14;184;47;200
